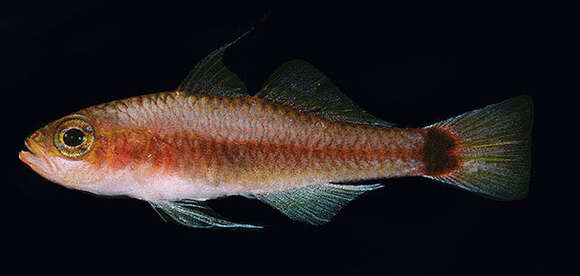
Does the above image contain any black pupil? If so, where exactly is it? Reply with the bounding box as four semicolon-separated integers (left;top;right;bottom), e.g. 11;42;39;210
63;128;85;147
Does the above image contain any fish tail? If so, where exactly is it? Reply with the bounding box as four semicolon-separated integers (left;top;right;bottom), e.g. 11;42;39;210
421;95;533;200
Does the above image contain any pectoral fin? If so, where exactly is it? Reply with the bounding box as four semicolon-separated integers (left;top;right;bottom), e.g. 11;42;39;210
255;183;383;225
149;199;262;229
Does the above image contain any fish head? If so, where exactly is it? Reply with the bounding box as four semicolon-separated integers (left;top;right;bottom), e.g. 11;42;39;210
19;113;105;190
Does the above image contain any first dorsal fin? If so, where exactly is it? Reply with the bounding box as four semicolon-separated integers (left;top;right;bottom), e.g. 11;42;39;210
149;199;262;229
255;183;383;225
176;31;251;97
256;60;395;127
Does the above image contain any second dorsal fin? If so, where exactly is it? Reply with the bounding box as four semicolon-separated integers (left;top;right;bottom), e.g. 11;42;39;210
256;60;395;127
176;31;251;97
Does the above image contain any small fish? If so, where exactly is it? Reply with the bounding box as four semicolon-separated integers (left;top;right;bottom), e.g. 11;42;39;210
19;35;533;228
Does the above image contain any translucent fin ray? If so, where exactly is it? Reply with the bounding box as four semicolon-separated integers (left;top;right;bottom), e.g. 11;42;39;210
256;60;394;126
149;200;262;229
424;95;533;200
176;31;251;97
255;183;383;225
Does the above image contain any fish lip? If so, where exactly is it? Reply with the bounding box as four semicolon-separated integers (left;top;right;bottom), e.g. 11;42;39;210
23;138;41;157
20;139;57;174
23;138;37;156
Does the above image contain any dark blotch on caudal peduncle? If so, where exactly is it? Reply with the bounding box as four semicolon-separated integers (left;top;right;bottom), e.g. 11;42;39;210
422;127;460;176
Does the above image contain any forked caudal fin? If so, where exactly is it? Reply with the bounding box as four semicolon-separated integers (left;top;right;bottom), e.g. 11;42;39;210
422;95;533;200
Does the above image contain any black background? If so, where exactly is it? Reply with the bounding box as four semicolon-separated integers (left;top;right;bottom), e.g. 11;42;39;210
5;2;557;275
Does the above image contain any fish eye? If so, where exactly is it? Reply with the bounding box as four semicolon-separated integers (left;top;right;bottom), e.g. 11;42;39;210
63;128;85;147
54;117;95;158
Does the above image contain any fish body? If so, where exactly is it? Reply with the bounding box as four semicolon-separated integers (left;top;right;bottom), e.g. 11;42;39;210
20;35;533;228
26;92;424;201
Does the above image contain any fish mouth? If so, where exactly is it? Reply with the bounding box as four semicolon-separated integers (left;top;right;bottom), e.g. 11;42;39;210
19;138;56;174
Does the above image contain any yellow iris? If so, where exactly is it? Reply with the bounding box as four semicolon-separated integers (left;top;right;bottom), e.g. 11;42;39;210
54;118;95;158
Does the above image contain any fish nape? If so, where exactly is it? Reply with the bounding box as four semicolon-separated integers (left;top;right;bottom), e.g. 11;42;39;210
19;31;533;229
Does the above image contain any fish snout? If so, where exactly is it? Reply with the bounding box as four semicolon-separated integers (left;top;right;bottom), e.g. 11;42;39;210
24;130;47;155
28;130;42;142
20;130;56;175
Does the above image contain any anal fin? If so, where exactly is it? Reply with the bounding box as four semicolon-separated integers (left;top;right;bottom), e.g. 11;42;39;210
149;199;262;229
255;183;383;225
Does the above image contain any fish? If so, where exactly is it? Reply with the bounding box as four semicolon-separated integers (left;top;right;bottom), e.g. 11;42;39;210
19;34;533;229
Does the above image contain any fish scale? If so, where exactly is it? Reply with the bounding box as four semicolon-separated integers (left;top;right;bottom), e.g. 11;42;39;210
20;33;532;228
86;92;425;190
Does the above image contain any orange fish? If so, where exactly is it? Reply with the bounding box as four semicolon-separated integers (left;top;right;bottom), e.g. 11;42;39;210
19;35;533;228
